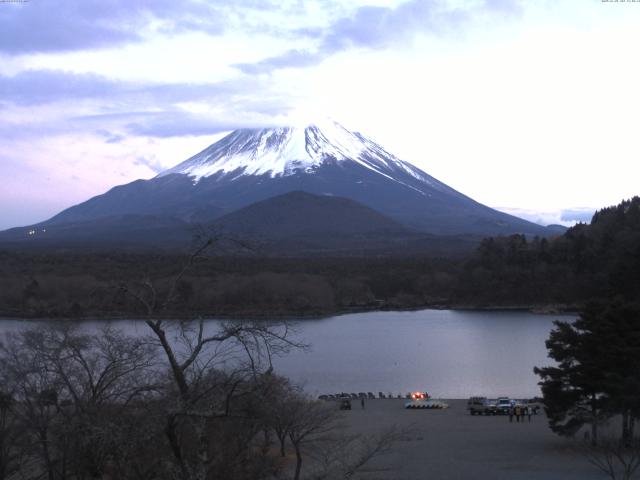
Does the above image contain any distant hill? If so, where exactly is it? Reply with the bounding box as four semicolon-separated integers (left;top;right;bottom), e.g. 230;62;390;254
213;190;407;237
209;191;481;256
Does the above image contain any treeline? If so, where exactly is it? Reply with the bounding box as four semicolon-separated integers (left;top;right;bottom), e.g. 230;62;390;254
1;197;638;318
0;254;460;318
458;196;640;306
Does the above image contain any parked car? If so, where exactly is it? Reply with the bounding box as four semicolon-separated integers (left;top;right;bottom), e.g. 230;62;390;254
495;397;513;415
467;396;497;415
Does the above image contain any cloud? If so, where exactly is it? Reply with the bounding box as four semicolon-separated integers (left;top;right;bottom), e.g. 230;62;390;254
95;129;125;144
82;107;292;139
496;206;596;227
0;68;296;115
322;3;445;52
560;208;595;223
234;0;522;74
483;0;524;15
0;0;224;54
0;69;248;106
235;50;325;75
0;70;119;105
0;69;295;138
133;155;165;174
122;112;275;138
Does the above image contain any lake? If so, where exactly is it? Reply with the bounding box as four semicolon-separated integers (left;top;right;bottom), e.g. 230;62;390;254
0;309;573;398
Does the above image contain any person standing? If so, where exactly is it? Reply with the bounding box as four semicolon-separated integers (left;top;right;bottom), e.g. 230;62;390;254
509;407;514;423
515;405;521;423
526;406;532;423
361;397;365;409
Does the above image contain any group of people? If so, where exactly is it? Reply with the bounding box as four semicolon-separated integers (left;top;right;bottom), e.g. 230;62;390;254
508;405;533;423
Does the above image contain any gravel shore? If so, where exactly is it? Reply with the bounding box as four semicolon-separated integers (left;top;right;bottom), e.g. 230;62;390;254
338;399;604;480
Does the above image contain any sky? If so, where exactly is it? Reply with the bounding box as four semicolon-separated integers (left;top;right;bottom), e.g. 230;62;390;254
1;0;639;230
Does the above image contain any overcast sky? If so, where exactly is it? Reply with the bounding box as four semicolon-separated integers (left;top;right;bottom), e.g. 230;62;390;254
1;0;638;230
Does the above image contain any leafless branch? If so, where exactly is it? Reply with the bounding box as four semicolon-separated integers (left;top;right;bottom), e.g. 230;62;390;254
581;436;640;480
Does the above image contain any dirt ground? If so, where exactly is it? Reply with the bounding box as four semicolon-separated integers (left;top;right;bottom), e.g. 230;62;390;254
334;399;607;480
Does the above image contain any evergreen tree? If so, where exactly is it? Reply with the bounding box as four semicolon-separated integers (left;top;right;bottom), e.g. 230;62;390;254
535;301;640;445
586;302;640;444
534;315;608;445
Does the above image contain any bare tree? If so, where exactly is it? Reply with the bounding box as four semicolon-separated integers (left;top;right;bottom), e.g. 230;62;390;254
286;398;340;480
263;375;299;458
0;323;158;480
119;236;306;480
582;436;640;480
0;389;24;480
311;425;408;480
0;329;68;480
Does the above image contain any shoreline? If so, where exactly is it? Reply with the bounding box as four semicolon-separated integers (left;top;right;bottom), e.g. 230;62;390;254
0;303;580;322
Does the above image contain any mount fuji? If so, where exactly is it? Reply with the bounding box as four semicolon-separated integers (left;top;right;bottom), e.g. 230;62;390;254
1;120;562;252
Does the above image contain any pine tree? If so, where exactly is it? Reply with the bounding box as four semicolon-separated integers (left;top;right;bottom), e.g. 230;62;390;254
534;316;608;445
535;301;640;445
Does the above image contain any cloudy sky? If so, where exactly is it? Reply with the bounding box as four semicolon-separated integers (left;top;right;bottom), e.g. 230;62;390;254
1;0;639;230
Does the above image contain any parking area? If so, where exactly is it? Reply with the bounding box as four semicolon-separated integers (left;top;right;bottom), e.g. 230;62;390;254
334;399;605;480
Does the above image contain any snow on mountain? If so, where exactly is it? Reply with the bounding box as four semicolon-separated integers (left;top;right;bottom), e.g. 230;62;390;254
3;118;561;244
158;119;444;193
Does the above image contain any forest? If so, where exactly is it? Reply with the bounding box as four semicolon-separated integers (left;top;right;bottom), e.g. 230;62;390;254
0;197;638;319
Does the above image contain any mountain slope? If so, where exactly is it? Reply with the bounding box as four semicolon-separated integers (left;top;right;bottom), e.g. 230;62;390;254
1;120;563;251
210;191;480;256
0;192;481;256
212;190;407;238
0;214;193;250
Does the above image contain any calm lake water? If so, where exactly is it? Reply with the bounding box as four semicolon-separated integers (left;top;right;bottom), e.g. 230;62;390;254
0;309;573;398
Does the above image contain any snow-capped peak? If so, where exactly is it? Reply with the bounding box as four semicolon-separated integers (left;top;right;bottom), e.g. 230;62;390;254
157;119;434;188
